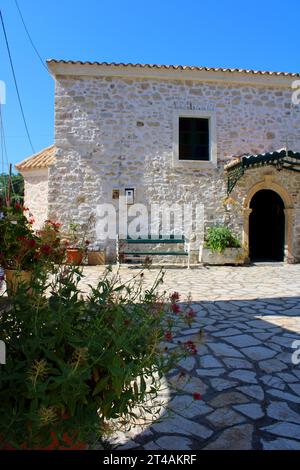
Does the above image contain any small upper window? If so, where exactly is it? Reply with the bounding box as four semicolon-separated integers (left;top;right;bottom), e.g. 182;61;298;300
179;117;209;161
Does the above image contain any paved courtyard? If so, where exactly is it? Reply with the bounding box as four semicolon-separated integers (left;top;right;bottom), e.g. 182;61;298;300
84;264;300;450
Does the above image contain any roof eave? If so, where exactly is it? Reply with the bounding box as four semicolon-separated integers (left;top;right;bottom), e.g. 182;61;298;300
47;60;299;87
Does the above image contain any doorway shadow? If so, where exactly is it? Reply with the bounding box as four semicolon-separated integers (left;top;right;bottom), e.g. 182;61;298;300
249;189;285;262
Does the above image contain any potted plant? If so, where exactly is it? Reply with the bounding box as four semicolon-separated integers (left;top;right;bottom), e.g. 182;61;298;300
200;225;245;265
0;204;64;295
0;264;197;449
63;221;91;266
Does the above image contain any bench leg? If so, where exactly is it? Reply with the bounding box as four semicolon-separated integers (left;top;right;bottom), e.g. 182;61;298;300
116;235;120;266
187;243;191;269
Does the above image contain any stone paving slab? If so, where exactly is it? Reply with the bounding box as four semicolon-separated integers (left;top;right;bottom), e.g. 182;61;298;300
79;264;300;450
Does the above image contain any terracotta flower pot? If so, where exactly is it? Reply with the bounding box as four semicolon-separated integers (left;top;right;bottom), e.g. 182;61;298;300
5;269;32;296
66;248;84;266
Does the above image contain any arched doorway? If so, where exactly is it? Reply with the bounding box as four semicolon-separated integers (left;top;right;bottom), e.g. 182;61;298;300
249;189;285;261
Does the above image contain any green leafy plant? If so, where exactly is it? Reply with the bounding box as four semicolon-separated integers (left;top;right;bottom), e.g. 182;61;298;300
205;225;240;253
0;264;197;449
0;173;24;205
63;215;95;252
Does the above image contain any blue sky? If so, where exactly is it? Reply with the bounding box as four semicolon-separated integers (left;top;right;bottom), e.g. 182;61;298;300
1;0;300;170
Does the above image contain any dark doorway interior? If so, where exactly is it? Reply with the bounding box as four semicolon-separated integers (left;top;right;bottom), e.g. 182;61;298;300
249;189;285;262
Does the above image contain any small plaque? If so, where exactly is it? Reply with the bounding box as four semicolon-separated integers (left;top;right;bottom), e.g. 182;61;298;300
112;189;120;200
125;188;134;205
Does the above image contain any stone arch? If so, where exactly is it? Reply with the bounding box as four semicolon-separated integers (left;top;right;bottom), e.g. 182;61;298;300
243;175;295;263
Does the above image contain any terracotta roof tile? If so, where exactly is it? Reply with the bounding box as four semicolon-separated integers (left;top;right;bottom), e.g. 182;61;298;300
15;145;56;171
47;59;300;78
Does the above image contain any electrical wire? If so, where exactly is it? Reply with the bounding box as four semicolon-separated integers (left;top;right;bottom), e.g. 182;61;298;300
0;9;35;154
14;0;48;72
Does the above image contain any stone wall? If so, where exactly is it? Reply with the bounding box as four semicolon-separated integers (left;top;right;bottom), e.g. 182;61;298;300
229;167;300;262
48;73;300;262
22;169;49;229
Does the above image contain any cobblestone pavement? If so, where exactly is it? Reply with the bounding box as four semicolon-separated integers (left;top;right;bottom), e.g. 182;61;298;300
82;263;300;450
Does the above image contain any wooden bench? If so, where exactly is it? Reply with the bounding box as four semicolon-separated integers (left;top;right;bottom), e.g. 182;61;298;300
116;235;190;267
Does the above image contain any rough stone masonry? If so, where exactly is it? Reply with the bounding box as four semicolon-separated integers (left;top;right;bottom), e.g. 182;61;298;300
21;61;300;262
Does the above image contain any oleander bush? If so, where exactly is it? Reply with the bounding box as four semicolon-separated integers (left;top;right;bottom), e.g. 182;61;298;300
0;264;196;449
0;203;65;271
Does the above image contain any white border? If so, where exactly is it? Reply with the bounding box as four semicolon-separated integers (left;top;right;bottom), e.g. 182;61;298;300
173;109;217;169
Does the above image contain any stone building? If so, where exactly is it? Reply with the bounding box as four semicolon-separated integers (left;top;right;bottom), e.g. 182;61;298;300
16;60;300;263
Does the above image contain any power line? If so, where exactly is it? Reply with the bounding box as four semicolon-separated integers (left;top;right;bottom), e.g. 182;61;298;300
0;9;35;154
14;0;48;72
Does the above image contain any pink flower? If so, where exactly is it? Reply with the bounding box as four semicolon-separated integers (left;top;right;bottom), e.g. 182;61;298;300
192;392;202;401
46;220;61;231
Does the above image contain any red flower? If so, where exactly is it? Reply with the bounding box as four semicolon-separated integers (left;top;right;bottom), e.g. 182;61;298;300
26;239;36;248
28;217;35;225
22;206;29;212
40;244;52;255
192;392;202;401
171;303;181;314
186;308;196;319
14;202;22;211
164;331;173;341
170;291;180;302
124;319;130;326
85;240;90;245
46;220;61;231
185;340;197;355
